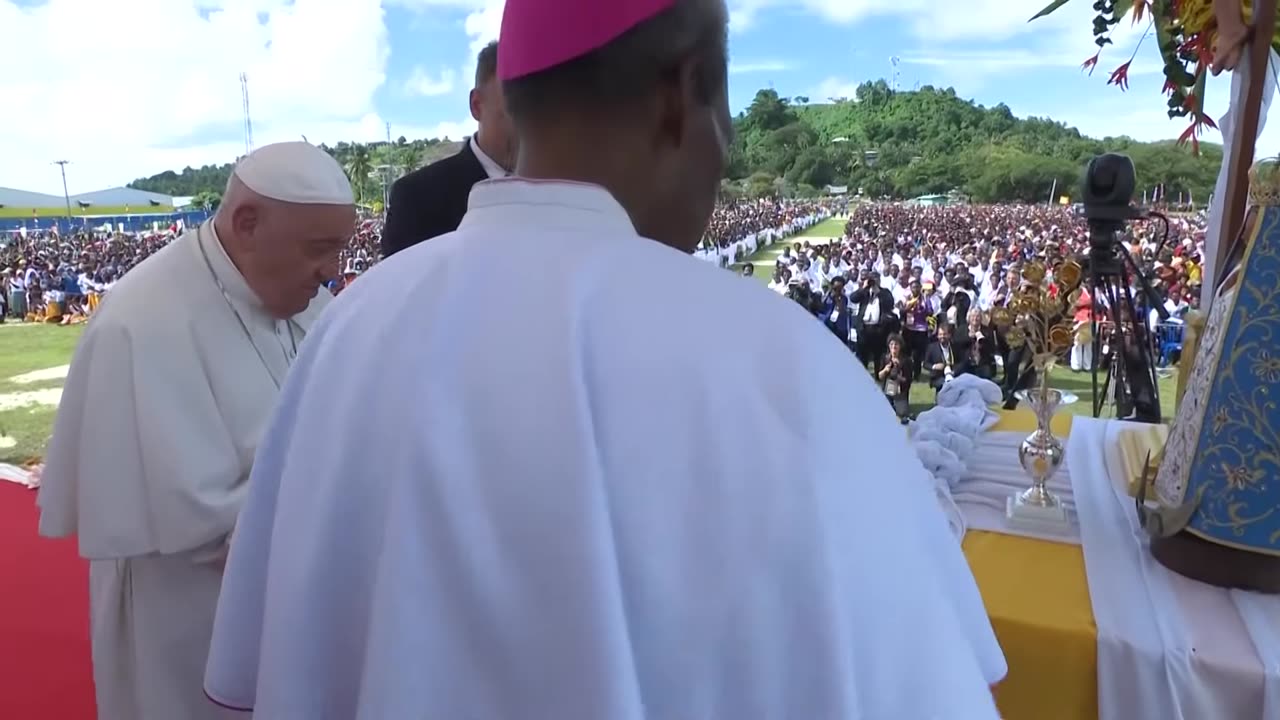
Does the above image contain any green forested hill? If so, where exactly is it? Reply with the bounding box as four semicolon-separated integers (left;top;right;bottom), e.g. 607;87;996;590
727;80;1221;204
129;80;1221;208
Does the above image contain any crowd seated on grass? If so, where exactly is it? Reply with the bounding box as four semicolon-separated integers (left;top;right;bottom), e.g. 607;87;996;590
695;198;841;265
0;199;829;325
764;203;1204;419
1;198;1204;421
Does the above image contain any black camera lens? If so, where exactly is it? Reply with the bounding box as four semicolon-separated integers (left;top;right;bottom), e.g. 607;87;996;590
1083;153;1136;208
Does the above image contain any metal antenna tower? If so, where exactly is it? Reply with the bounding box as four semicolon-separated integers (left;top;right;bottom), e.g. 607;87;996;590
240;72;254;156
52;160;73;221
890;56;901;92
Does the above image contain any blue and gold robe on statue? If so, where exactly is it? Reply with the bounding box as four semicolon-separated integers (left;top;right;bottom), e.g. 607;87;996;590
1155;205;1280;556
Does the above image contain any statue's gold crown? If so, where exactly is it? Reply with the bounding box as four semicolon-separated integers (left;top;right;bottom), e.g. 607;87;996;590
1248;158;1280;207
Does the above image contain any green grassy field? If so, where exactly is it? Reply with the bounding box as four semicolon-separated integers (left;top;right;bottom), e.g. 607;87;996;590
0;205;175;219
0;324;82;464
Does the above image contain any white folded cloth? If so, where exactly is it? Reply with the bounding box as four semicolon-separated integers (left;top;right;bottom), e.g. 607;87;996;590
914;442;966;489
908;375;1004;541
937;374;1003;408
912;425;976;461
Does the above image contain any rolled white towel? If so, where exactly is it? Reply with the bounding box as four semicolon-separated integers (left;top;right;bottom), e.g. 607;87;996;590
937;374;1003;407
914;440;967;488
915;404;988;437
912;426;976;460
906;374;1002;543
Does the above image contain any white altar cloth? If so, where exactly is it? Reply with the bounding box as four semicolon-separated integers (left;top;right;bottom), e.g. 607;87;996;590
957;417;1280;720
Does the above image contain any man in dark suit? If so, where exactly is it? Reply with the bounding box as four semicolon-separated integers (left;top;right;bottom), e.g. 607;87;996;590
381;41;516;258
924;322;959;394
849;271;898;372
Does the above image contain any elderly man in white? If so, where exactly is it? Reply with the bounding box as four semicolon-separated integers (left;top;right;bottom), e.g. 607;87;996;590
37;141;356;720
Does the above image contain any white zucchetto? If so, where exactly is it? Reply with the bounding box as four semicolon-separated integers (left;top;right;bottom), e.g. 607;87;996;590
232;142;355;206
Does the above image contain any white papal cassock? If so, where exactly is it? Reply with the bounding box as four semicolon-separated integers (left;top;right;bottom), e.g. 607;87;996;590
207;180;1007;719
38;224;329;720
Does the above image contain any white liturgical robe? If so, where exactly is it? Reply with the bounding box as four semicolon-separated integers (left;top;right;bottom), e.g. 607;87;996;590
38;224;329;720
207;180;1007;719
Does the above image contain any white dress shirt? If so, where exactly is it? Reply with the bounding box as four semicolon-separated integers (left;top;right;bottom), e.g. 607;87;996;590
470;136;507;179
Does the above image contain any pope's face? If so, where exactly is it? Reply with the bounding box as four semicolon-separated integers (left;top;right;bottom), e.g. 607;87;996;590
242;202;355;317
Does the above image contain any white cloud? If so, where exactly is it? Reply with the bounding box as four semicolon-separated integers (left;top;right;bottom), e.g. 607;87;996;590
724;0;1156;48
461;0;503;55
404;66;458;96
0;0;396;194
1053;80;1280;159
815;77;860;102
730;59;793;75
8;0;1267;197
898;48;1162;77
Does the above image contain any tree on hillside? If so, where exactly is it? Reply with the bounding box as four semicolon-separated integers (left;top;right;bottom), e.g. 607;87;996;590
729;81;1222;203
190;190;222;212
128;82;1225;205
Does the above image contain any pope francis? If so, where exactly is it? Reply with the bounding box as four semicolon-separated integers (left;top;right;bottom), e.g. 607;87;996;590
37;142;356;719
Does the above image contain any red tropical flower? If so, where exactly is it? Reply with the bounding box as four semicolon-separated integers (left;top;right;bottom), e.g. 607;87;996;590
1162;77;1178;94
1108;61;1132;90
1082;52;1101;75
1177;114;1218;155
1132;0;1149;24
1178;121;1201;154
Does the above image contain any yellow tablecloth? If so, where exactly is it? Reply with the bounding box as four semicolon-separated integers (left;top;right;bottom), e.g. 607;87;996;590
962;410;1099;720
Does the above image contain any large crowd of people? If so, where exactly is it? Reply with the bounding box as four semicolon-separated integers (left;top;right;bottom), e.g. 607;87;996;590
764;203;1203;419
3;203;1204;414
0;214;365;323
1;198;836;324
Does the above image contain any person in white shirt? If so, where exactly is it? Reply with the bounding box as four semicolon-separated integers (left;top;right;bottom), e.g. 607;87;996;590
205;1;1005;717
38;142;355;720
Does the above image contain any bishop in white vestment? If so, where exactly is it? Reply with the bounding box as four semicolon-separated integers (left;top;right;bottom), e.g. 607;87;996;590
38;142;355;720
207;1;1006;717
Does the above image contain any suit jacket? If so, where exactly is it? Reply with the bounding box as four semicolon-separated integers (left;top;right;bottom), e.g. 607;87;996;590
956;333;997;380
924;341;959;390
849;286;898;333
823;303;855;345
381;142;490;258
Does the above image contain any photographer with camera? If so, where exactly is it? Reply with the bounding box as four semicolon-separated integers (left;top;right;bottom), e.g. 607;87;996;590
878;333;913;423
850;270;897;371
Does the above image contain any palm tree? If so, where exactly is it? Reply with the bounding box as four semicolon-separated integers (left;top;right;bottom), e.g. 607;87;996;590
344;146;373;205
397;145;424;177
191;191;222;212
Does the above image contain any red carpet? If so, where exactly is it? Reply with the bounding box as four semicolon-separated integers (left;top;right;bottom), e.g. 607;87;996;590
0;482;96;719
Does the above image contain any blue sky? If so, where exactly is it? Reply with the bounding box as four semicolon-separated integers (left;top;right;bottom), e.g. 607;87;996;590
1;0;1274;193
374;0;1256;151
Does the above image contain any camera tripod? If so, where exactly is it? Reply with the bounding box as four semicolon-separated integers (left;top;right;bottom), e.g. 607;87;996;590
1085;224;1166;424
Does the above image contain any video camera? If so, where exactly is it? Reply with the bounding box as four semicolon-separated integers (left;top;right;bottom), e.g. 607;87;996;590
1082;153;1146;235
1077;152;1165;423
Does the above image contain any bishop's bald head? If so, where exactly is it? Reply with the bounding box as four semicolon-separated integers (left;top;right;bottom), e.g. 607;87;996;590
214;142;356;318
498;0;732;253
